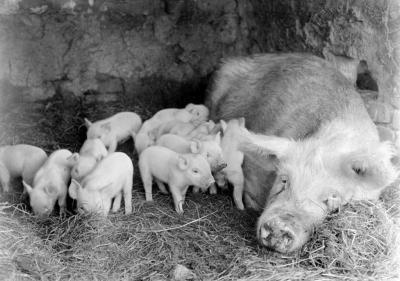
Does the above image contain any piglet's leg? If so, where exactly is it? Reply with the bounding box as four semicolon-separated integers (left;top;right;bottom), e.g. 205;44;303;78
209;185;217;194
107;139;118;153
123;176;133;215
155;179;168;194
58;190;67;218
139;162;153;201
325;193;343;212
112;192;122;212
0;163;11;192
229;170;245;210
101;199;112;216
170;185;185;214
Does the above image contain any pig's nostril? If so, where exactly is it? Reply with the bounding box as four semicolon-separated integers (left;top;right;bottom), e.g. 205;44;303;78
219;163;227;169
259;223;273;245
281;231;294;249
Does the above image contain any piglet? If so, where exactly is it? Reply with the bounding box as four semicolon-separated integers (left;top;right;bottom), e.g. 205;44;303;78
156;133;226;173
85;112;142;153
68;152;133;216
218;118;246;210
139;146;214;214
134;104;209;154
0;144;47;193
23;149;73;217
68;138;108;181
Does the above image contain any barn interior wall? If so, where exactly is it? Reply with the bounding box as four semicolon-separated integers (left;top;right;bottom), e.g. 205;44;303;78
0;0;398;147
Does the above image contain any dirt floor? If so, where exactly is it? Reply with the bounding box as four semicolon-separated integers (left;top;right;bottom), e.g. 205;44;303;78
0;96;399;281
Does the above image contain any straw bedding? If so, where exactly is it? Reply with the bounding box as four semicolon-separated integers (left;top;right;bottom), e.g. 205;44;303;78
0;97;398;281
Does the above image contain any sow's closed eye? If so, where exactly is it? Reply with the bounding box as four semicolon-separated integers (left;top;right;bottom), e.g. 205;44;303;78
271;175;289;197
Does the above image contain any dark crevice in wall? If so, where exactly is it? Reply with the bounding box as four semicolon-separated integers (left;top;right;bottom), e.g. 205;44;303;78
356;60;379;92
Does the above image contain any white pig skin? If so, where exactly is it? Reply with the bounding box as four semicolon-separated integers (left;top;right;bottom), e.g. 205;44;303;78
68;152;133;216
85;112;142;153
155;121;197;139
156;134;200;154
0;144;47;192
187;120;216;139
23;149;73;217
138;146;214;214
68;139;108;181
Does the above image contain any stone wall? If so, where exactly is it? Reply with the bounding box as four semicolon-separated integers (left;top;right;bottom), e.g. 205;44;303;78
0;0;254;108
0;0;398;149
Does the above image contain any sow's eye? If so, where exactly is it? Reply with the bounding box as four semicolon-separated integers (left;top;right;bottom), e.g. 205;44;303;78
273;175;289;196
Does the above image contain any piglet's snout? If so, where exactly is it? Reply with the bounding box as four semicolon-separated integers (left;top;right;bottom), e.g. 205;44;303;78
215;162;227;172
258;217;301;253
205;177;215;187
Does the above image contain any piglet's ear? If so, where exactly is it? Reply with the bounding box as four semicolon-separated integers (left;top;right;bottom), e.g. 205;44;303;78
208;120;215;129
67;153;80;165
238;117;245;128
238;133;293;160
22;181;33;194
44;186;57;195
68;179;81;200
341;142;399;191
100;122;111;132
214;132;221;145
84;118;92;128
209;122;222;135
147;129;157;141
190;140;201;154
220;120;227;133
178;155;189;170
185;103;195;112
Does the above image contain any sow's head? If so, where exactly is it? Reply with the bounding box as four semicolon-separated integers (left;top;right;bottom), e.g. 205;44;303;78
239;130;398;253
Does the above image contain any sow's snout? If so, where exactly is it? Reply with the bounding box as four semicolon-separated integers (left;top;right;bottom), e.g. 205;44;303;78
257;214;310;253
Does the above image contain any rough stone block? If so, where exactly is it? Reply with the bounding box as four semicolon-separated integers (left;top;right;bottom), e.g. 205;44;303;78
391;93;400;109
396;132;400;149
392;109;400;130
84;93;118;103
366;101;393;123
97;78;123;94
376;125;396;142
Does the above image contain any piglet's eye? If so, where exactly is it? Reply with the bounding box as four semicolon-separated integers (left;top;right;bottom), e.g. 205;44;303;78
281;175;289;185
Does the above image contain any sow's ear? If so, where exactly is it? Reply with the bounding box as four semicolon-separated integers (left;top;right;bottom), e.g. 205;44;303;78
342;141;399;190
238;133;293;159
68;179;82;199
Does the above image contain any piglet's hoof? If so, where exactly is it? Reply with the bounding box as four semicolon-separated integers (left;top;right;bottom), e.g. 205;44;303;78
324;193;343;212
